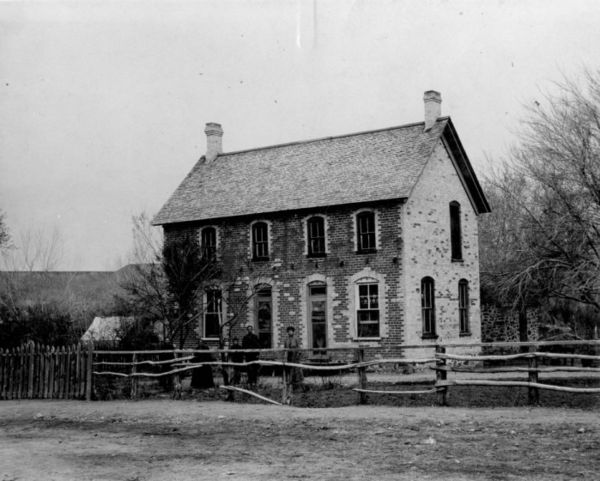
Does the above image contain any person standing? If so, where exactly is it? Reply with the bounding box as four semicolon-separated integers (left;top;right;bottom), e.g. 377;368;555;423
284;326;304;390
242;325;261;387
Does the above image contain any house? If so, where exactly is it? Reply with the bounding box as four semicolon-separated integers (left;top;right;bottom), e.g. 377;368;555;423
153;91;491;355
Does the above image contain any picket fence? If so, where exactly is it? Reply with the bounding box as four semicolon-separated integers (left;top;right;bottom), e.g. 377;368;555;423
0;342;93;400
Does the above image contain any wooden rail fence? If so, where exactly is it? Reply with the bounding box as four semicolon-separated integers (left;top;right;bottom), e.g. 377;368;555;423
0;342;93;400
1;340;598;404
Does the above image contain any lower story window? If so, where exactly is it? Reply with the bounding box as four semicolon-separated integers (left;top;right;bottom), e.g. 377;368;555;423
421;277;436;338
204;289;221;338
357;283;380;337
459;279;470;334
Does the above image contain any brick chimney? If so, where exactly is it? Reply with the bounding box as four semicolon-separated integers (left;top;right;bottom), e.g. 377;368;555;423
423;90;441;131
204;122;223;161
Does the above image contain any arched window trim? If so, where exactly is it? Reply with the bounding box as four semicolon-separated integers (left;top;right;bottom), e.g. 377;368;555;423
421;276;437;339
250;220;271;261
449;201;463;261
347;268;387;341
305;215;328;258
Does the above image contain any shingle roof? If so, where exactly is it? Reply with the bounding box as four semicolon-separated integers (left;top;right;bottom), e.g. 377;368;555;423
153;118;452;225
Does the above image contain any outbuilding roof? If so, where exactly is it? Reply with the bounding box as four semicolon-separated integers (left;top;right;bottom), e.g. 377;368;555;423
153;117;489;225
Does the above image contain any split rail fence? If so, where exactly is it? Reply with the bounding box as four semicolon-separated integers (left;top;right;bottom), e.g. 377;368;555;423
1;340;599;404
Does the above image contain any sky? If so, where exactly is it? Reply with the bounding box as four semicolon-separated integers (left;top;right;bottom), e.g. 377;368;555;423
1;0;600;271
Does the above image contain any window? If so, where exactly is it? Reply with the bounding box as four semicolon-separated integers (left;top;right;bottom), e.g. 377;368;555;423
200;227;217;260
256;286;272;348
357;283;380;337
307;216;326;257
204;289;221;338
252;222;269;260
450;201;462;261
356;211;376;253
421;277;436;338
458;279;470;335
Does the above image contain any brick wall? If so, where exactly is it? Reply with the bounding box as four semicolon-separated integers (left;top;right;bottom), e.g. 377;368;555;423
403;139;483;356
164;200;405;355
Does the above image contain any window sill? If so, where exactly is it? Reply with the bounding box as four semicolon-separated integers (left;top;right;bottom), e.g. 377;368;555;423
421;334;439;340
459;332;472;337
451;258;464;263
352;337;381;342
201;337;219;341
356;249;377;255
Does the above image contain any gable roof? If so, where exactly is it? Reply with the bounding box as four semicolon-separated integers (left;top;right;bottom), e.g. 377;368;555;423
153;117;489;225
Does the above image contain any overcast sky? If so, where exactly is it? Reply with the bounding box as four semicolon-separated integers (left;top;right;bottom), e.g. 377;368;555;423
1;0;600;271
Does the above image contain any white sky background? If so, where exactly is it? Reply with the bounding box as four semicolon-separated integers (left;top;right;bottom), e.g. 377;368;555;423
1;0;599;271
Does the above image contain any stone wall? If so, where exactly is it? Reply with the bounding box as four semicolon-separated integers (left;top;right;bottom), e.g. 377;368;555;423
481;304;541;343
403;140;483;355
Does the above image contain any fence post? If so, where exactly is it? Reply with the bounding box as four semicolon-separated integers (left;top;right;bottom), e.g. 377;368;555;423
357;347;368;405
281;360;288;404
131;352;138;400
528;348;539;405
85;343;93;401
435;345;447;406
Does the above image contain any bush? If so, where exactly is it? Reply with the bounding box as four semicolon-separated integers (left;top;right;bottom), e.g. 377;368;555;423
0;301;77;348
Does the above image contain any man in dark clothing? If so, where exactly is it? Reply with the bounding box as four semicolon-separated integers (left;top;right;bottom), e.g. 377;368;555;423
242;325;261;386
191;341;215;389
229;337;243;385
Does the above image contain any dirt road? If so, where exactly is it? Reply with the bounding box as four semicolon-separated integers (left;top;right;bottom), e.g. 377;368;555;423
0;400;598;480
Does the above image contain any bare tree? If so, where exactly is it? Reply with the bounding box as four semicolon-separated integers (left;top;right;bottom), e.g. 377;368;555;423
0;224;64;272
480;70;600;336
0;210;9;251
118;213;262;352
0;224;66;314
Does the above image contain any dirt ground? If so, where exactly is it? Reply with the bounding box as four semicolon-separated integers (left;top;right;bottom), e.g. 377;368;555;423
0;400;598;481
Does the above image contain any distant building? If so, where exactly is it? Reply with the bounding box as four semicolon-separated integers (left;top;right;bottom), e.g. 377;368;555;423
81;316;134;343
153;91;490;354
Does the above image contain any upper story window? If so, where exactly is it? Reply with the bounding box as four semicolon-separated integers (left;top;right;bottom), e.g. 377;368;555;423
204;288;222;339
251;221;269;261
458;279;470;335
450;201;462;261
200;226;217;261
356;211;376;253
307;216;326;257
421;277;436;338
357;282;380;338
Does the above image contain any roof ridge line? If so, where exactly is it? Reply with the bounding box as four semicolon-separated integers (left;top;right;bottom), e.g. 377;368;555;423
217;117;450;157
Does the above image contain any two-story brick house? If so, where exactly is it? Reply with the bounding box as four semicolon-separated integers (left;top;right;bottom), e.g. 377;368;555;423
153;91;490;355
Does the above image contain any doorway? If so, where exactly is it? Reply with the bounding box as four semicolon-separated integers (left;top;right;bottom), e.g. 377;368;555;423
308;283;327;355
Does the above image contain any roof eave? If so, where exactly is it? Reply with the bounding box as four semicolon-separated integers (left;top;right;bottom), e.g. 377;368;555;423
154;198;409;227
442;119;491;214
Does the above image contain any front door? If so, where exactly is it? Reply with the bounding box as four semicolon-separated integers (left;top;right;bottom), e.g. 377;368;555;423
256;287;272;348
308;284;327;354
